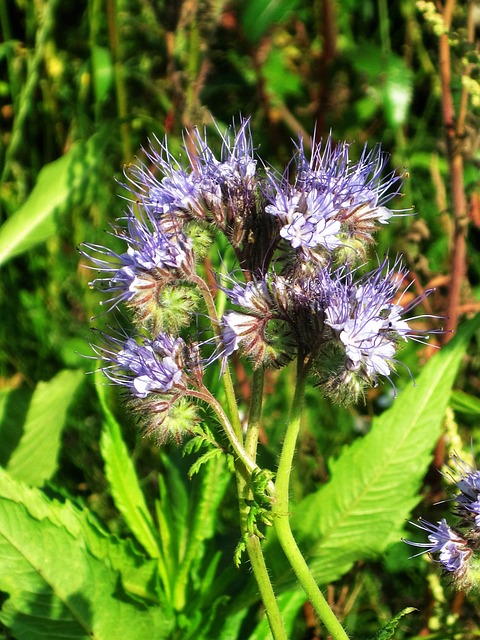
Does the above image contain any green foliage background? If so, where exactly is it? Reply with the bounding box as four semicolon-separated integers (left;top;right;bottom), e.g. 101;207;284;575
0;1;479;638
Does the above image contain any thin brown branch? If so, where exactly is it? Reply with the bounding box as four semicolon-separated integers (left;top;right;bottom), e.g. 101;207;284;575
438;0;468;342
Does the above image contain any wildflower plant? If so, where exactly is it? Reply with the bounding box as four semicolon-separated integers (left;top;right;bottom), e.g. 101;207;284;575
80;116;439;640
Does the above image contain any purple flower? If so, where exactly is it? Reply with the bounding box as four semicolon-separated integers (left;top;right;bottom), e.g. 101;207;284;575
266;135;405;255
79;208;194;312
449;455;480;528
220;277;272;315
125;139;201;218
296;136;404;225
126;118;258;228
266;187;342;252
219;311;271;370
216;255;434;389
91;332;190;398
189;117;257;195
403;518;472;574
323;257;427;381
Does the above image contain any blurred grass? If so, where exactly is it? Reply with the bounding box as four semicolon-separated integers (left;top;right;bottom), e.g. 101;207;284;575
0;1;479;638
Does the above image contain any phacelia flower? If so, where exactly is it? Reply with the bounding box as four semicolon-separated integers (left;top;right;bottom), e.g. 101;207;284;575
123;118;277;273
266;186;342;252
448;455;480;530
404;518;472;577
296;137;405;231
91;331;200;398
266;135;405;261
79;207;195;315
323;257;430;384
215;255;432;399
82;115;438;411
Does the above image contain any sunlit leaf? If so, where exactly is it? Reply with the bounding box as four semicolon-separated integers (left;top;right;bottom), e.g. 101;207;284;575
96;371;162;560
241;0;300;44
0;469;174;639
450;389;480;415
91;46;114;104
0;139;97;266
5;369;84;486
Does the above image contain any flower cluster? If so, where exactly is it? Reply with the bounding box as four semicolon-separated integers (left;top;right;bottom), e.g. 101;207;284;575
81;116;435;438
403;455;480;590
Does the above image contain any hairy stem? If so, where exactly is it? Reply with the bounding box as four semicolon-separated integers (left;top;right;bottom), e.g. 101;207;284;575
189;387;265;484
244;532;288;640
193;372;287;638
273;356;349;640
191;273;244;442
238;365;287;640
106;0;131;163
245;366;265;460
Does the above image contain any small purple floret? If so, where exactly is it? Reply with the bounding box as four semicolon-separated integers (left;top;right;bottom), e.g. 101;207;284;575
404;518;471;574
93;333;186;398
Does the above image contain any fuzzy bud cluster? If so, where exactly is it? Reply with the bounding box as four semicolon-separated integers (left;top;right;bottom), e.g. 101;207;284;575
81;116;436;439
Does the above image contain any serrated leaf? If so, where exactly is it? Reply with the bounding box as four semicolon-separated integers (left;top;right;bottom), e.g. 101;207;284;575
172;452;231;610
298;316;480;582
371;607;416;640
96;370;161;560
0;469;174;639
267;314;480;587
188;447;224;476
5;370;84;485
0;467;165;604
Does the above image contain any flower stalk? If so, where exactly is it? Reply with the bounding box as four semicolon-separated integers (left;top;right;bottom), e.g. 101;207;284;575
273;355;350;640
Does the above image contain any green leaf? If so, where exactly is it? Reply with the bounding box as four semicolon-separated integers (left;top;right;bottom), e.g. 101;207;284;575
0;386;30;466
268;314;480;587
241;0;300;44
381;56;413;129
371;607;417;640
171;451;231;611
91;46;114;104
0;468;174;639
0;139;96;266
5;370;84;486
262;49;302;103
96;370;162;560
215;607;250;640
349;46;413;129
299;316;480;583
450;389;480;415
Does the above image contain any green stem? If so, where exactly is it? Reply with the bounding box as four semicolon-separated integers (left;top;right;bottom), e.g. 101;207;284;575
1;0;59;183
273;357;349;640
237;366;287;640
106;0;131;163
245;366;265;460
192;278;285;637
189;387;259;479
191;273;244;443
244;534;288;640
